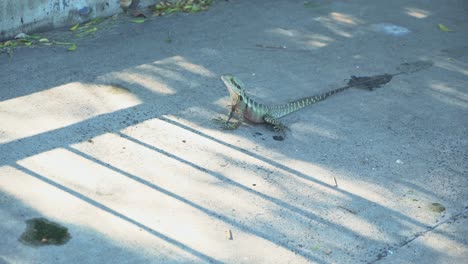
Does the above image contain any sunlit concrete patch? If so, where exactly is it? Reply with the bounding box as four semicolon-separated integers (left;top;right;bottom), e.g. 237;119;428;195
329;12;360;25
0;82;141;144
314;12;362;38
430;82;468;99
429;82;468;109
377;211;468;264
370;23;411;36
404;7;431;19
154;56;215;78
103;71;176;95
434;59;468;76
97;56;215;94
9;133;313;263
291;122;342;140
66;116;340;262
268;28;334;49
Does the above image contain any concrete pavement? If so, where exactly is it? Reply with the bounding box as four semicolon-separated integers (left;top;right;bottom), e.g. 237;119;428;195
1;1;467;263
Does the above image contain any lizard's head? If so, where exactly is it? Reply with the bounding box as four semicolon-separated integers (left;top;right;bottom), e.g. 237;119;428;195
221;74;245;104
221;74;244;94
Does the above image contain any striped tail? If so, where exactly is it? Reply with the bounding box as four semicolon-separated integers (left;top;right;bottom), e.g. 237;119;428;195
270;86;350;118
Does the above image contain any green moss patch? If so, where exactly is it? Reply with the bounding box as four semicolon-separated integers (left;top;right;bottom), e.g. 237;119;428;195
19;218;71;247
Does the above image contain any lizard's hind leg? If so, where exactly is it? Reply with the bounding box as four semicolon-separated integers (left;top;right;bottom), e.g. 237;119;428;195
264;115;288;132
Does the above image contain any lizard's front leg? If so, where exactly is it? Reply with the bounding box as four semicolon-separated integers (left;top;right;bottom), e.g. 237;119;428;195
222;105;245;130
214;104;245;130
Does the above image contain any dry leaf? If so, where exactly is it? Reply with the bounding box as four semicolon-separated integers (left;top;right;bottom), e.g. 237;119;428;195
70;23;80;31
438;23;453;32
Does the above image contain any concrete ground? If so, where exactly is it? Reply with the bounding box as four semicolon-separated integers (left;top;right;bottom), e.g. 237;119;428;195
1;1;467;263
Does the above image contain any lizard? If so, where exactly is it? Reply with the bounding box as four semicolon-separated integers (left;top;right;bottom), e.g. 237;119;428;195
215;74;390;132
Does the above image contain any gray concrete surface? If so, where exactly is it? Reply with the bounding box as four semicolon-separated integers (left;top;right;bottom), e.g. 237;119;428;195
1;0;467;263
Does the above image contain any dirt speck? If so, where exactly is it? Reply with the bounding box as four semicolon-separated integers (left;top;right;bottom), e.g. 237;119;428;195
429;203;446;213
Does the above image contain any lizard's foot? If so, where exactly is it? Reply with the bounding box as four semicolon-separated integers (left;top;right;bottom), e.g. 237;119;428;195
273;124;288;132
212;117;241;130
212;116;227;124
222;122;241;130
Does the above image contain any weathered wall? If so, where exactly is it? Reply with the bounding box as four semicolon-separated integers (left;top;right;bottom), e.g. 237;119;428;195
0;0;152;40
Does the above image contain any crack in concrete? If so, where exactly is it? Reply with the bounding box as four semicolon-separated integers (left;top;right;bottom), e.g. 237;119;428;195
368;206;468;263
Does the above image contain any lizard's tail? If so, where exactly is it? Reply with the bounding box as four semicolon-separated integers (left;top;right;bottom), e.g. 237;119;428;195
270;86;350;118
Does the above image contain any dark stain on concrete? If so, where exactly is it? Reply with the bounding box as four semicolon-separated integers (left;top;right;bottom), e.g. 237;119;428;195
19;217;71;247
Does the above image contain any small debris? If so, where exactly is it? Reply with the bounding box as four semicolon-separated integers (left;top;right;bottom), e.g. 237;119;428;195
324;249;332;255
311;244;321;251
396;159;403;164
273;135;284;141
226;229;233;240
338;206;357;214
429;203;446;213
333;177;338;187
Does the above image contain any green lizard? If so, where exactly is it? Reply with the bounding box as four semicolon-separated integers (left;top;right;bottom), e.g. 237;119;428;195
216;74;382;131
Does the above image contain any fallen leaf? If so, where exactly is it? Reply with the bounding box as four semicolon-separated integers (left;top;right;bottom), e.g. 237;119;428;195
39;38;49;43
75;27;98;37
22;40;33;46
129;18;146;23
165;7;180;14
438;23;453;32
54;41;74;45
68;44;77;51
86;17;103;26
70;23;80;31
